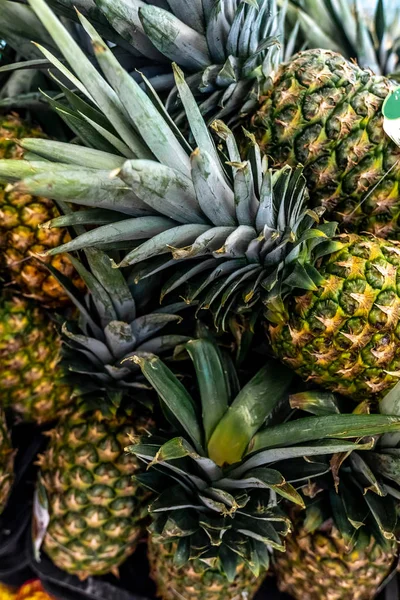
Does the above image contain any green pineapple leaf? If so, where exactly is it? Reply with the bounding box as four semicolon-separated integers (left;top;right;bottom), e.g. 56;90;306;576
289;390;341;416
249;414;400;454
132;354;203;454
207;360;293;466
184;339;230;445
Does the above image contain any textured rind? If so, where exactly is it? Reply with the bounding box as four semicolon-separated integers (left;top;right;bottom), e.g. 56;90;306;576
0;114;83;307
0;583;16;600
251;49;400;238
269;234;400;400
148;539;261;600
0;295;71;423
16;581;53;600
39;410;150;579
274;519;395;600
0;409;14;514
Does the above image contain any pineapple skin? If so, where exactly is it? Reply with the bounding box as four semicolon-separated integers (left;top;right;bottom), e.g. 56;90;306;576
0;583;17;600
269;234;400;400
148;540;261;600
274;520;395;600
251;49;400;238
38;410;150;579
0;295;71;424
0;408;14;514
15;581;53;600
0;114;83;307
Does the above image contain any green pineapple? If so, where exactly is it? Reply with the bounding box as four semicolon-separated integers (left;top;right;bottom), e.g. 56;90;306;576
148;541;259;600
5;4;400;402
35;407;150;579
276;505;395;600
0;293;71;424
0;408;14;514
251;48;400;238
31;247;191;578
274;389;400;600
127;338;400;600
0;113;83;307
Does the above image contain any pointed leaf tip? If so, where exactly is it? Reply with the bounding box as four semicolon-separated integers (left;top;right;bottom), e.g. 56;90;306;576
172;62;185;83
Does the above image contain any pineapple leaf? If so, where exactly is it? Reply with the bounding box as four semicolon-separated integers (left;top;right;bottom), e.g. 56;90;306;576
81;13;192;175
207;360;293;466
139;5;210;70
119;224;211;267
172;63;226;181
329;490;355;548
161;258;218;301
340;476;370;530
133;354;204;453
12;170;152;217
83;248;137;323
249;414;400;454
135;334;191;354
348;452;386;496
20;139;125;170
289;391;340;416
231;439;376;478
33;42;92;101
45;217;175;256
190;148;236;226
94;0;165;59
43;261;103;339
140;71;193;155
119;159;205;224
218;467;305;506
219;546;240;583
184;339;230;445
361;452;400;487
28;0;150;157
233;161;258;226
364;490;397;539
67;254;118;326
42;209;125;229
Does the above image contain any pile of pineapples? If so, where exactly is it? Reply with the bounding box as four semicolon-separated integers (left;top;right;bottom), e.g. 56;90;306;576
3;1;400;600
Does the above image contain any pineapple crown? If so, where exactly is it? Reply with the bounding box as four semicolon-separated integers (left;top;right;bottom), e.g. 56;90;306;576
0;0;338;332
289;386;400;550
127;337;400;579
47;247;192;409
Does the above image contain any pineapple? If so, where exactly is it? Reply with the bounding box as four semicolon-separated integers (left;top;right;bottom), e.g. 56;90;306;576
31;247;190;578
251;48;400;238
6;4;400;401
273;388;400;600
0;113;83;307
0;293;71;424
275;505;395;600
0;584;16;600
35;407;150;579
127;338;400;600
148;541;258;600
0;408;14;514
16;581;54;600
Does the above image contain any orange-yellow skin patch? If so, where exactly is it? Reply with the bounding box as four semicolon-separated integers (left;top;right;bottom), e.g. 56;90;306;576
15;580;53;600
